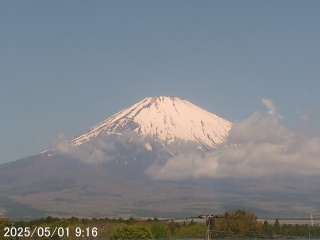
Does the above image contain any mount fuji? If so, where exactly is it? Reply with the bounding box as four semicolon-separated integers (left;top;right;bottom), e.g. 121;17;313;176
0;96;235;219
71;96;232;150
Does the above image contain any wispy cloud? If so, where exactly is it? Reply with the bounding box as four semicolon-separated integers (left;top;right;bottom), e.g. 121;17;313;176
261;98;277;116
145;142;218;180
55;134;117;164
54;131;158;164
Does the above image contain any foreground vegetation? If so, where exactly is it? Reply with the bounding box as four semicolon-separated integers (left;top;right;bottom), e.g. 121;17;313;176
1;210;320;239
209;210;320;239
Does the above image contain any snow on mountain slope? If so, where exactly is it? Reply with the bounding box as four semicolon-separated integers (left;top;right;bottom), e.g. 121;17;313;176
71;96;232;150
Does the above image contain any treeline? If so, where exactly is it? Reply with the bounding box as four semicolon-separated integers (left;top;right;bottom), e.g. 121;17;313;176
1;210;320;239
262;218;320;238
210;210;320;239
0;216;204;239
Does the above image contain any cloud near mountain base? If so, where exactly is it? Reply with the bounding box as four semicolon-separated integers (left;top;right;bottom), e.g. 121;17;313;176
145;99;320;180
54;131;159;164
54;134;117;164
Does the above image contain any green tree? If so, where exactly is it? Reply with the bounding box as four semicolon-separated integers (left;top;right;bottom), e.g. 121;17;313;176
274;218;280;228
168;220;180;235
126;217;135;225
112;225;153;239
150;221;168;238
173;222;206;238
211;210;262;238
274;218;280;234
262;220;273;237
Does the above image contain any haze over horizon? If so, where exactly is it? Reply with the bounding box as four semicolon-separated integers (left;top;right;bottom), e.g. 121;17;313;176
1;1;320;164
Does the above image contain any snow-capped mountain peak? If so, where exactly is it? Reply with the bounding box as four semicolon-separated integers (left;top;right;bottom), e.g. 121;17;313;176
71;96;232;150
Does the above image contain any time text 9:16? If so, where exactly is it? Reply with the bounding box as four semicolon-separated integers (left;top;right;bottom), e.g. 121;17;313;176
4;226;98;238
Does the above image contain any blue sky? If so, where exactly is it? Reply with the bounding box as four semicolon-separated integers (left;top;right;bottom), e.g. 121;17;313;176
1;1;320;164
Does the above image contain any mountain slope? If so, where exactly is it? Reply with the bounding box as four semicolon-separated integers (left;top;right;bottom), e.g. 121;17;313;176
71;96;232;150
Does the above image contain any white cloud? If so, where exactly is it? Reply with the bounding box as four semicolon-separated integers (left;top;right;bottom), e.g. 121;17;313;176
54;131;158;164
54;134;117;164
262;98;277;115
145;149;218;180
146;99;320;180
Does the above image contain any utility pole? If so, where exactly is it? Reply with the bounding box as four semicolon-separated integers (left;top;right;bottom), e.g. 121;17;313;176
205;214;212;240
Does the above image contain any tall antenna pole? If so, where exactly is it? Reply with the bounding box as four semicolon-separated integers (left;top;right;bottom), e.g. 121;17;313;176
311;213;314;227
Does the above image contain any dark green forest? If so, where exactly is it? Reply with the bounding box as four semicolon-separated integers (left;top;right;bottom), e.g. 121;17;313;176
1;210;319;239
